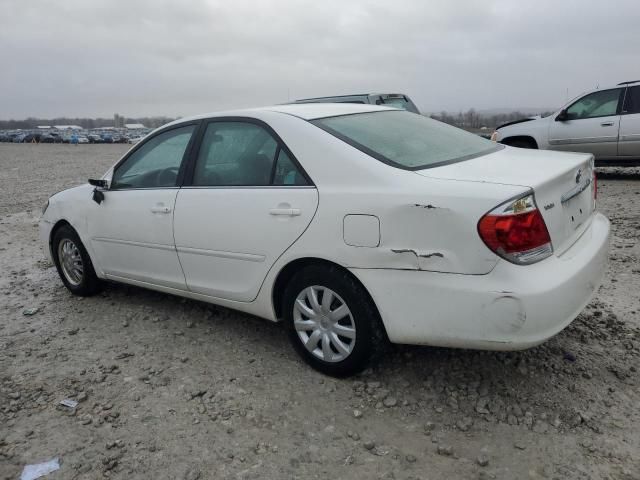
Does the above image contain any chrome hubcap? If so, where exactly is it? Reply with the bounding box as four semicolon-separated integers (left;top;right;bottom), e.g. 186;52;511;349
58;239;84;286
293;286;356;363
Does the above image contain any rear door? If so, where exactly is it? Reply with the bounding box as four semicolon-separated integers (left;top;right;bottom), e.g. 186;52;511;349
619;85;640;157
173;118;318;302
548;87;623;159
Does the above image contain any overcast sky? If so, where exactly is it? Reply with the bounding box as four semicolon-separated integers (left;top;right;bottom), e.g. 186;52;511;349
1;0;638;119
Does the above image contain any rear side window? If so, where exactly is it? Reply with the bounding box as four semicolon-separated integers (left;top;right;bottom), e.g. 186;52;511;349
193;121;309;186
312;110;500;170
623;86;640;114
273;149;308;185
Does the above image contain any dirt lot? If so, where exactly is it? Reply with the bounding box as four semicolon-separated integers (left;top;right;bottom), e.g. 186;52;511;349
1;143;639;480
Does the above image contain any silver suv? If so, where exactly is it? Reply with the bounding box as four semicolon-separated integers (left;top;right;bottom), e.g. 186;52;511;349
294;93;420;114
493;80;640;164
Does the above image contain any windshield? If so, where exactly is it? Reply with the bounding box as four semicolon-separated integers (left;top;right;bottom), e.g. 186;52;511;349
381;97;410;109
312;110;501;170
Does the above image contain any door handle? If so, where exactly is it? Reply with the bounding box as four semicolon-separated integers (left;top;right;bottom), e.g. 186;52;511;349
150;206;171;214
600;122;614;127
269;208;301;216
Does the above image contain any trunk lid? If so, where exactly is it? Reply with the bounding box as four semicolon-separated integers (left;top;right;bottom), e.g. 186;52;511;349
415;146;596;255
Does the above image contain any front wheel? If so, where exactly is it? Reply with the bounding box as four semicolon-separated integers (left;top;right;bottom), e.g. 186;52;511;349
283;265;384;377
52;225;102;296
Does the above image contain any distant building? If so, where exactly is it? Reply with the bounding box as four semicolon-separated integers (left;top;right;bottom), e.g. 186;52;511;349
37;125;52;129
114;113;125;129
125;123;146;130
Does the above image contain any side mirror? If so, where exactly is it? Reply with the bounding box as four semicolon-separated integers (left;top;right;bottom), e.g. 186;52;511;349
89;178;108;204
88;178;109;189
556;109;569;122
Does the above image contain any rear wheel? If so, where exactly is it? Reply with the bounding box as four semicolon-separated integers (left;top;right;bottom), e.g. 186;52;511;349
52;225;102;296
283;265;383;377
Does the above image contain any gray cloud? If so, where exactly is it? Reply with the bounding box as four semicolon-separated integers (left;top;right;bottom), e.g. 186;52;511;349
1;0;638;118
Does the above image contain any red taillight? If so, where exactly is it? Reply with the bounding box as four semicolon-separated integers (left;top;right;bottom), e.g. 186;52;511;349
478;194;553;265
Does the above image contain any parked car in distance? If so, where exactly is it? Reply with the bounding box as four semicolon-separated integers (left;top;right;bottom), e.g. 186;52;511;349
101;134;114;143
493;80;640;165
295;93;420;114
77;136;89;144
40;104;609;376
13;134;26;143
88;134;103;144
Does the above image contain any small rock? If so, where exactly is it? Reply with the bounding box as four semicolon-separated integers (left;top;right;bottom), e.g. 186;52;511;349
437;445;453;456
514;442;526;450
423;422;436;433
23;307;40;316
456;416;473;432
476;454;489;467
563;351;576;362
363;440;376;451
476;398;490;414
68;328;79;335
353;409;363;419
383;397;397;408
406;454;417;463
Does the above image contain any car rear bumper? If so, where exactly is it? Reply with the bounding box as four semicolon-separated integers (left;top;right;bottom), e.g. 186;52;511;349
350;212;610;350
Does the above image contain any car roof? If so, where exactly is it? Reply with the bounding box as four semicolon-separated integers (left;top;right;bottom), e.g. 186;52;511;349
165;103;394;127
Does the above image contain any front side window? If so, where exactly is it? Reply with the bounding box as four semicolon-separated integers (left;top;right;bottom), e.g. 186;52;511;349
111;125;195;189
312;110;500;170
623;86;640;114
193;122;308;186
566;88;623;119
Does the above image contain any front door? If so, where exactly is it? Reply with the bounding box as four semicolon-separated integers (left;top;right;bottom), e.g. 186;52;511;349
548;87;623;159
89;124;197;290
173;119;318;302
619;85;640;157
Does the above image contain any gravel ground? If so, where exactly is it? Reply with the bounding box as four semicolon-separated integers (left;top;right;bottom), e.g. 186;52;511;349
1;143;639;480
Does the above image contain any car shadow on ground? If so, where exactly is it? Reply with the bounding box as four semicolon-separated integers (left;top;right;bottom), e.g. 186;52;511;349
595;167;640;180
98;280;636;434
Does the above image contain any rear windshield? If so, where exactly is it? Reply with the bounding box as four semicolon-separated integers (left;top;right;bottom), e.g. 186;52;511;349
312;110;501;170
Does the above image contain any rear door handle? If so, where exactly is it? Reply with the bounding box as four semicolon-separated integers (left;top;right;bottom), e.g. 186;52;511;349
150;206;171;214
269;208;301;216
600;122;614;127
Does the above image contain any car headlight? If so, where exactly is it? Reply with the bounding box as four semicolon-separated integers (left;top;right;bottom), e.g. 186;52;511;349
42;199;49;215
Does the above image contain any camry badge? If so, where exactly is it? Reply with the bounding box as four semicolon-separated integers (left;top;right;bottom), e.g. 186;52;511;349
575;169;582;184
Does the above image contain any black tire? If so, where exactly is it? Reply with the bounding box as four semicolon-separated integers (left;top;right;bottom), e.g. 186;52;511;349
51;225;102;296
505;138;537;149
283;265;385;377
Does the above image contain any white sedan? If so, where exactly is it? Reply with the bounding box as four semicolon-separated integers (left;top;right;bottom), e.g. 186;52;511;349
40;103;610;376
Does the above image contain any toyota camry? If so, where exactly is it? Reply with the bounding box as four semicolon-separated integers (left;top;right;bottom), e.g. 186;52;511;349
40;103;610;376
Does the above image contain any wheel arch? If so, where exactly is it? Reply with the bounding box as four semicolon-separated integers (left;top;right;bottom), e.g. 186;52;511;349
49;219;100;273
49;219;73;255
271;257;386;337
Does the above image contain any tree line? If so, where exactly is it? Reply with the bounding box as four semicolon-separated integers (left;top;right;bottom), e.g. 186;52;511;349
429;109;552;129
0;116;176;130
